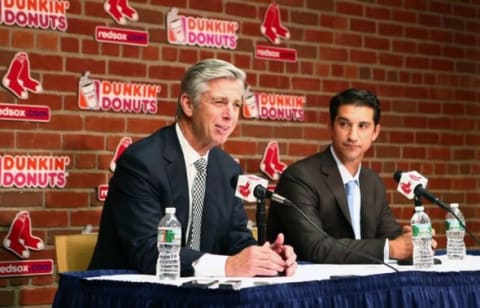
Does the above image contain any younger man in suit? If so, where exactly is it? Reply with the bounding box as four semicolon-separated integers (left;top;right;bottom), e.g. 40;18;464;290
90;59;297;276
267;88;416;264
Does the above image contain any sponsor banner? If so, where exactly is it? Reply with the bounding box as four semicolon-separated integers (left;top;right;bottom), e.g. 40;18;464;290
255;45;297;62
0;0;70;32
0;259;53;278
0;103;50;122
166;7;238;50
97;184;109;201
243;92;305;122
0;155;70;188
95;26;148;46
78;72;161;114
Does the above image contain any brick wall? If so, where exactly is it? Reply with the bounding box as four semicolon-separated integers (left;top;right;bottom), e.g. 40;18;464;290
0;0;479;306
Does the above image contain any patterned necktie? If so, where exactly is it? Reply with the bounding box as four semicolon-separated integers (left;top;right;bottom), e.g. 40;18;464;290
346;180;361;239
189;158;207;250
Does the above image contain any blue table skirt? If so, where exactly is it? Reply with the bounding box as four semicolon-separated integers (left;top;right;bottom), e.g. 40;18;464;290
53;269;480;308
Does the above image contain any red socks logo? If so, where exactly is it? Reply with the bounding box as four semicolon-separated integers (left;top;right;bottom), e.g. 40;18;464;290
260;141;287;181
3;211;44;259
104;0;138;25
261;2;290;45
2;52;43;99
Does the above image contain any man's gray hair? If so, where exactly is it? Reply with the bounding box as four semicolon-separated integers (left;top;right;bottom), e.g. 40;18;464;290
176;59;247;117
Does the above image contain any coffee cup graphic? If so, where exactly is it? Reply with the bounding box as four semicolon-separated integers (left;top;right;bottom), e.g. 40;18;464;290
243;90;259;118
169;16;185;43
79;72;99;109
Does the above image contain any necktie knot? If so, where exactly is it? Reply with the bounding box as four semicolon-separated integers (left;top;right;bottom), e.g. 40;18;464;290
194;158;207;173
346;180;356;195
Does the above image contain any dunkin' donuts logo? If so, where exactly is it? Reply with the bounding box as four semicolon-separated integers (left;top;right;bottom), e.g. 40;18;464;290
0;0;70;31
0;155;70;188
78;72;161;114
242;91;305;122
166;7;239;50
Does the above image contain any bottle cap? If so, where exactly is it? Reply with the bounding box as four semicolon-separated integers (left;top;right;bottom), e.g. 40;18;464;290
414;206;424;211
450;203;459;208
165;207;176;214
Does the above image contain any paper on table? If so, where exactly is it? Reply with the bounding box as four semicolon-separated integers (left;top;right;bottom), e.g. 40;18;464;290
87;254;480;289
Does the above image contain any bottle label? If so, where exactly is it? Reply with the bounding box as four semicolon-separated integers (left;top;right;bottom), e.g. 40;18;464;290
446;219;464;231
158;227;181;245
412;223;432;238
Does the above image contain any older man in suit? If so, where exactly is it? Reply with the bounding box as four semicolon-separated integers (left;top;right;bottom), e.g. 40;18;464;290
267;88;414;264
89;59;296;277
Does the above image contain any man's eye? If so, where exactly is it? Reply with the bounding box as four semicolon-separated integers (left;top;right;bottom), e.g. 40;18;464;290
233;102;242;108
213;100;227;106
359;123;370;129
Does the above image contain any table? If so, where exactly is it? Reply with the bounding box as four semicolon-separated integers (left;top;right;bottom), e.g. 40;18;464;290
53;255;480;308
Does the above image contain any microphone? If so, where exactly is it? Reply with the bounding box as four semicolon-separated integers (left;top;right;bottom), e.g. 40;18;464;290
231;174;398;273
253;183;294;207
232;174;269;244
393;170;449;210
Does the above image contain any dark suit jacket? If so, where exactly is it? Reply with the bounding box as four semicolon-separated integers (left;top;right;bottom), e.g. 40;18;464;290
89;124;256;276
267;146;402;264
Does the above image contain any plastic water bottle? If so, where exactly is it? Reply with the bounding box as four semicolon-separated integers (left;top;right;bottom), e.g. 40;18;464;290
156;207;181;279
445;203;466;260
411;206;433;268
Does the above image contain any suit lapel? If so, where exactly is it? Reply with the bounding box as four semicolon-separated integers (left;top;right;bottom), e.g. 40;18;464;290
163;125;189;246
163;125;220;250
321;150;353;226
200;149;220;250
359;170;372;238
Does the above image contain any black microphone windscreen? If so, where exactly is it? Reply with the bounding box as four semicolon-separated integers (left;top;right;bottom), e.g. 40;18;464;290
253;185;267;199
393;170;402;183
230;174;239;189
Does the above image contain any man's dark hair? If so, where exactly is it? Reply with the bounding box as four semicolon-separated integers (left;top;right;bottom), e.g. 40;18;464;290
329;88;381;125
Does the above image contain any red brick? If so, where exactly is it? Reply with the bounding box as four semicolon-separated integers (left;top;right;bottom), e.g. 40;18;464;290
63;134;105;151
71;210;102;227
321;14;348;30
16;132;61;149
46;191;89;208
12;29;34;49
37;33;59;51
19;287;56;305
0;290;15;306
85;116;126;133
0;192;44;208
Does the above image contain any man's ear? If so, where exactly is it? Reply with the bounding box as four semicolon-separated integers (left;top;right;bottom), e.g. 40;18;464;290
180;94;194;117
372;124;381;142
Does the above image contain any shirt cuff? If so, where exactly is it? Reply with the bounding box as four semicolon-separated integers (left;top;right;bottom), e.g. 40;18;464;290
192;254;228;277
384;238;390;263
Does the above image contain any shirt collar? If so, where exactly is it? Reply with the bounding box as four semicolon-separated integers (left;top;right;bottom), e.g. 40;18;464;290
175;123;209;167
329;145;360;185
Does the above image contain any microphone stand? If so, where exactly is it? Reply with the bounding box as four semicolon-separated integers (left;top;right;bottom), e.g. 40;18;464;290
256;197;266;245
414;194;422;208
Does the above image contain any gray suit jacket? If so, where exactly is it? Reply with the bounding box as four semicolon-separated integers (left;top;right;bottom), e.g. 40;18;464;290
267;146;402;263
89;124;256;276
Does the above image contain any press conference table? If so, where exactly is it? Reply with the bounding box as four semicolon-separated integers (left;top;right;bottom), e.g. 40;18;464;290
53;255;480;308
